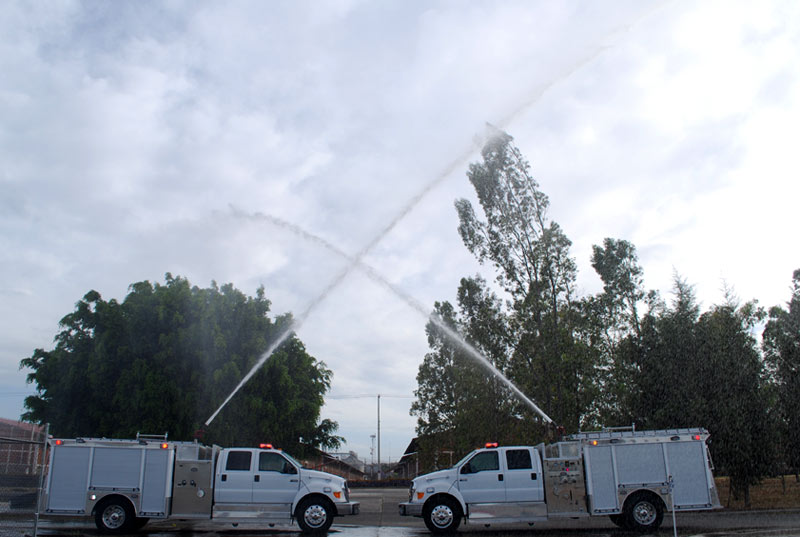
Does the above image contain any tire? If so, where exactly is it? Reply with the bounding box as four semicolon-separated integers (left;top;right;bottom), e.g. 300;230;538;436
623;492;664;532
423;496;462;534
609;513;626;528
296;497;334;534
95;498;135;534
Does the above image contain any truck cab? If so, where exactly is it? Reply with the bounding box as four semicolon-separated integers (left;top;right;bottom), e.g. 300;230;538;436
212;445;358;533
400;444;547;533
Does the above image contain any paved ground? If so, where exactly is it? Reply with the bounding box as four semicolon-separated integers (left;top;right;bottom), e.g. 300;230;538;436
24;488;800;537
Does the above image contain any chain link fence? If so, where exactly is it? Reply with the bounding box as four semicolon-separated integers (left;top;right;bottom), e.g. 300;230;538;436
0;420;48;537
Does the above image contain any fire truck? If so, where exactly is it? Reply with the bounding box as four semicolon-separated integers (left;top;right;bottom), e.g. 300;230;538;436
399;427;721;533
40;435;359;534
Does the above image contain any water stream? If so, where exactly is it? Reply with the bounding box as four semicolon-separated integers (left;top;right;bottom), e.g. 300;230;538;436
204;6;664;428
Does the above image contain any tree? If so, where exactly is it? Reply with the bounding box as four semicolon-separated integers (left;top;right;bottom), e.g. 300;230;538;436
20;274;342;454
411;276;542;469
584;238;658;427
453;129;587;431
632;276;772;506
763;269;800;475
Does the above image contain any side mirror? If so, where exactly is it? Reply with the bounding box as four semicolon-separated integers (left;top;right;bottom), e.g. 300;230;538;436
460;464;472;475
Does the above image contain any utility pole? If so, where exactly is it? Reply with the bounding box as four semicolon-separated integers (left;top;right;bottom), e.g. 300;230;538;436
369;434;376;477
377;394;381;479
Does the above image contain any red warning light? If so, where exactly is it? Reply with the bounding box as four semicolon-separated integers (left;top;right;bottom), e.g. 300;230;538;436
485;442;499;448
55;439;63;446
693;435;701;441
160;443;169;449
259;443;274;449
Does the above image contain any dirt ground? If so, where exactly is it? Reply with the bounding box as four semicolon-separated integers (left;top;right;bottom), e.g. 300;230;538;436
716;475;800;509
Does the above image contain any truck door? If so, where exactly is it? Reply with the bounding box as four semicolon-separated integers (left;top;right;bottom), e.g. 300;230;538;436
504;448;544;502
215;450;254;503
252;451;300;504
458;450;505;504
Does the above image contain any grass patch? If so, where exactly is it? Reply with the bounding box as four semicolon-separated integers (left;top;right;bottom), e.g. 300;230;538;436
715;475;800;510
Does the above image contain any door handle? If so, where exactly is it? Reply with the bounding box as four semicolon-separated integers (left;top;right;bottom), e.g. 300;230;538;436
498;474;504;482
531;472;537;480
459;478;467;482
290;479;299;483
221;474;227;482
254;475;260;482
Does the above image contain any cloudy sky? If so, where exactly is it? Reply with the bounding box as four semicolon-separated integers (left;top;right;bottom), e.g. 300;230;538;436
2;0;798;463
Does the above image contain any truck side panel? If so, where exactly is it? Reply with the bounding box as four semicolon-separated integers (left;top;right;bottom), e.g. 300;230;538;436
140;449;171;516
584;446;617;512
616;444;667;485
666;442;711;508
47;447;91;512
90;447;143;491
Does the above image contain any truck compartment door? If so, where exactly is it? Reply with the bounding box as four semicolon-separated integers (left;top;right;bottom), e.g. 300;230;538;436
89;447;143;490
584;445;617;512
47;446;91;512
666;442;712;508
140;448;171;515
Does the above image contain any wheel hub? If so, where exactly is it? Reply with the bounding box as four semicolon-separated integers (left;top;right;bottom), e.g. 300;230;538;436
430;504;454;528
303;504;328;528
102;505;126;529
633;501;656;525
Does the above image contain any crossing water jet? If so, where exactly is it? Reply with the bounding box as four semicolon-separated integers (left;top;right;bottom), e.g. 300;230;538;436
204;130;498;427
228;208;553;424
205;7;665;427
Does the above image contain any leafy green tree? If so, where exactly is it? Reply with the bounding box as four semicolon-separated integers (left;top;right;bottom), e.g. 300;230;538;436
763;269;800;475
20;274;341;455
696;296;773;506
411;277;542;469
454;129;587;430
632;276;772;506
585;239;660;427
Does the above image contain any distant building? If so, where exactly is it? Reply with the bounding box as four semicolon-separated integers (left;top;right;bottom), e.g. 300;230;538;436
302;449;367;481
0;418;48;475
395;437;420;479
326;451;366;473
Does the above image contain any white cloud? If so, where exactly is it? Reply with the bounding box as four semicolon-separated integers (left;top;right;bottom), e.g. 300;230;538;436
1;0;798;461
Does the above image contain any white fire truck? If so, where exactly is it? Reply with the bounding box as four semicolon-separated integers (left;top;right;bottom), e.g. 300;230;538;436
40;435;359;534
399;427;721;533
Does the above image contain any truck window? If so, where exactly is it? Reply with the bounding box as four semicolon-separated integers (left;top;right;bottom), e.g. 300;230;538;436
259;452;294;473
461;451;499;474
225;451;252;471
506;449;532;470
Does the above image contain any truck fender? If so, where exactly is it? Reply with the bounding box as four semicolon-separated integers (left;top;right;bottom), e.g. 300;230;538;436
291;484;314;513
425;489;467;518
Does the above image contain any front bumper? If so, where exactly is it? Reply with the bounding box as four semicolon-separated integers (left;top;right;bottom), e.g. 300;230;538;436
398;502;424;517
334;501;360;516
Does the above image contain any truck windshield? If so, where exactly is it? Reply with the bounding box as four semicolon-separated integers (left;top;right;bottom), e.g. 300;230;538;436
281;451;305;469
452;450;477;469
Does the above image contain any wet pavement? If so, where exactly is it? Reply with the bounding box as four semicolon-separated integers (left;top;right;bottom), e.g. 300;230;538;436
23;489;800;537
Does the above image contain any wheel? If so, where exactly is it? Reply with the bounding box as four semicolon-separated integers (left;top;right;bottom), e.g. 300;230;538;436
624;492;664;532
95;498;135;534
609;513;626;528
296;497;334;534
423;496;461;534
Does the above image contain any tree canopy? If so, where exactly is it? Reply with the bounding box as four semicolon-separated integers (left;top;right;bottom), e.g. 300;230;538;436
412;129;794;504
20;274;341;455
